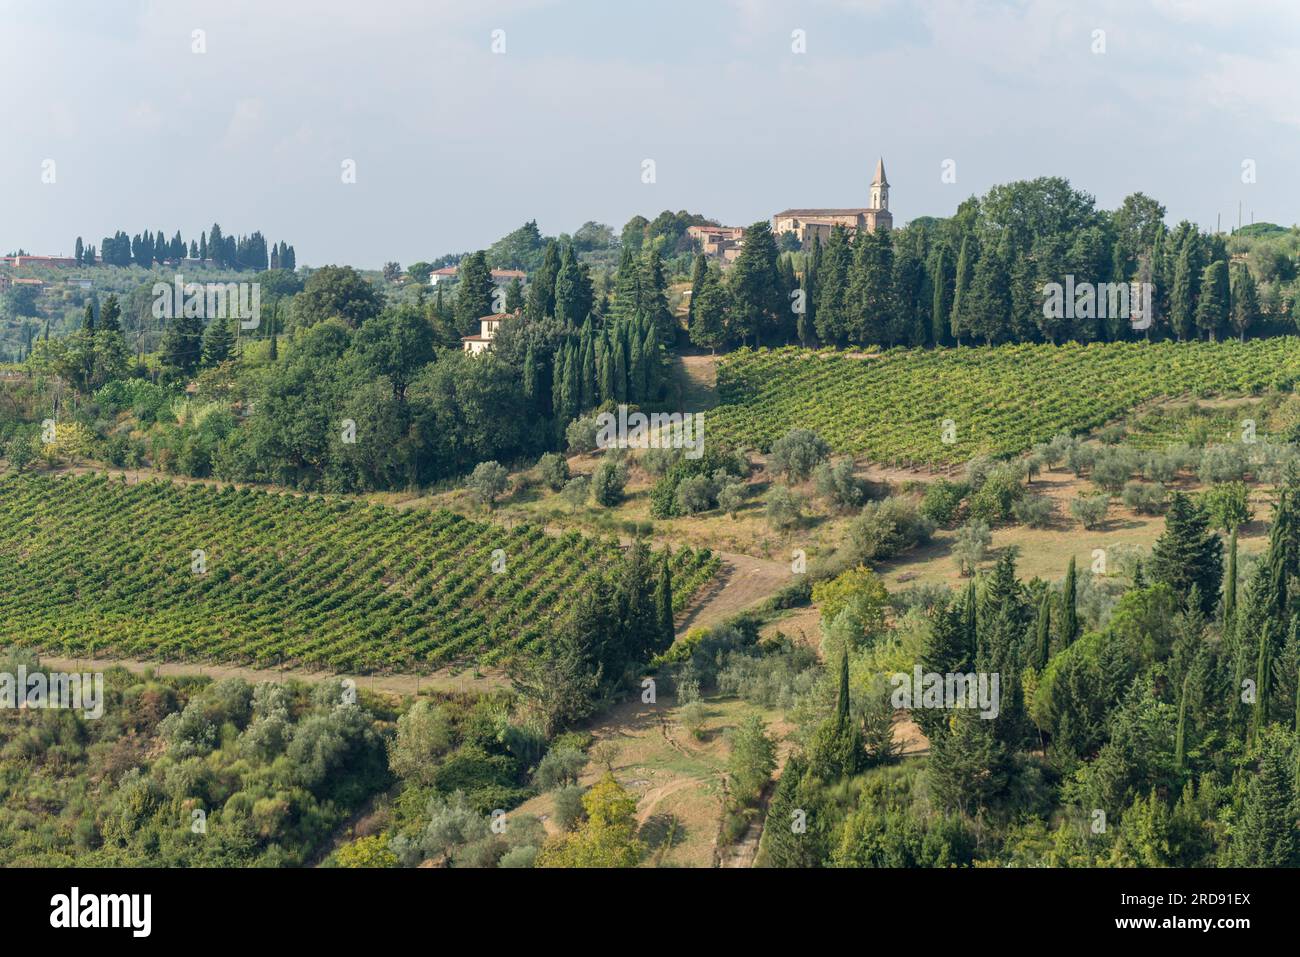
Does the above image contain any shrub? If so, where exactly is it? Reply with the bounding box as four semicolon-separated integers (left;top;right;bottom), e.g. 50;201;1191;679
1121;480;1166;515
765;485;804;531
768;428;830;482
675;473;719;515
1011;493;1055;528
466;461;509;508
1198;444;1249;484
813;458;868;512
533;746;587;791
680;700;708;740
952;520;991;576
565;416;599;455
537;452;570;492
551;784;586;831
1090;447;1137;491
847;496;934;563
966;464;1024;524
716;480;747;517
640;447;681;476
1066;441;1096;476
560;475;590;511
919;479;968;526
1070;493;1110;529
590;457;628;507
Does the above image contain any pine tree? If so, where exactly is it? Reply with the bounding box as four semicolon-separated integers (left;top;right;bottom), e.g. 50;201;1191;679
454;251;496;337
1230;728;1297;865
1150;492;1223;617
505;276;525;315
202;316;234;366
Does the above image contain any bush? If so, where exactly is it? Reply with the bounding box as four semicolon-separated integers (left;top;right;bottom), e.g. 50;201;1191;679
1091;447;1137;491
640;447;681;476
813;458;868;512
1121;480;1167;515
765;485;804;531
537;452;570;492
552;784;586;831
952;520;991;576
1070;493;1110;529
919;479;968;526
1066;441;1096;476
590;457;628;507
466;461;509;508
680;700;708;740
716;480;747;517
560;475;590;511
966;465;1024;524
532;745;587;791
1140;451;1179;484
847;497;934;563
1198;444;1249;484
565;416;599;455
675;473;719;515
768;428;830;482
1011;493;1055;528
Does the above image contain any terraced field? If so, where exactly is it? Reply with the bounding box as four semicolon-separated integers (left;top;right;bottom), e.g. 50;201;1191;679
0;474;718;672
709;340;1300;465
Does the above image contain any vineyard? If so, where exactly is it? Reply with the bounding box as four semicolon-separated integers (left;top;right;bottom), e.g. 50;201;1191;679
0;474;719;673
710;340;1300;465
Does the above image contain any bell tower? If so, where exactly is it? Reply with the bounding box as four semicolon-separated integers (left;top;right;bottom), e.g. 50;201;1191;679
869;157;889;211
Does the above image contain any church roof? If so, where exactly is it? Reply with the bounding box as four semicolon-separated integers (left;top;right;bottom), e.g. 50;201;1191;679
773;208;870;218
872;157;889;187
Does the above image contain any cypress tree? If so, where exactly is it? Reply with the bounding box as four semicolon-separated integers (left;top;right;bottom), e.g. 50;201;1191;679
1033;591;1051;671
1174;672;1190;772
1251;622;1274;749
653;553;674;653
640;323;658;402
629;325;646;402
1061;556;1079;647
835;650;850;730
551;343;568;419
523;344;539;408
950;235;972;345
1224;528;1238;624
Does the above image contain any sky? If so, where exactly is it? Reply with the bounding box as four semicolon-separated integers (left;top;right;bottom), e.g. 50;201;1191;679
1;0;1297;269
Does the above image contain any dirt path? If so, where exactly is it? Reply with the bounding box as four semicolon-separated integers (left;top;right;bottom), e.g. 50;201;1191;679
37;654;505;696
674;551;794;636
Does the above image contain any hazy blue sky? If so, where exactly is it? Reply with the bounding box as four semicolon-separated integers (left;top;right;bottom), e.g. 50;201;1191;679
2;0;1296;268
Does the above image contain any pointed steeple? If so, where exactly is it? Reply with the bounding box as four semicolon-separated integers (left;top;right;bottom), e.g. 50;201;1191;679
869;157;889;213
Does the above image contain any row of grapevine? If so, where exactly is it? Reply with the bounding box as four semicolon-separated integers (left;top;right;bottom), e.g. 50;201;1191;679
709;339;1300;466
0;474;720;673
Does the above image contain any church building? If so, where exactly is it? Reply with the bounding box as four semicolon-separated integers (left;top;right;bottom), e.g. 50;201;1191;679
772;158;892;246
